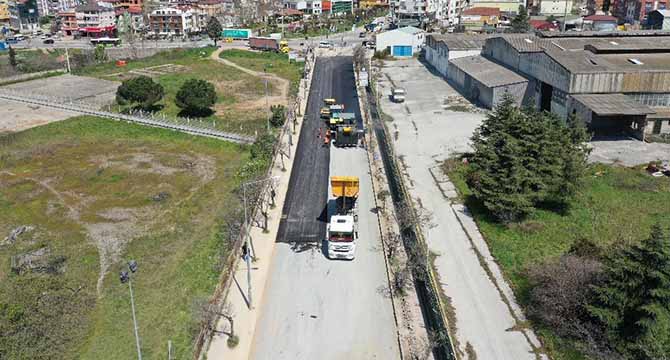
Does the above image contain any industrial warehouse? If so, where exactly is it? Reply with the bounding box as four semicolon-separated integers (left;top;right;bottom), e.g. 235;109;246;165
426;31;670;140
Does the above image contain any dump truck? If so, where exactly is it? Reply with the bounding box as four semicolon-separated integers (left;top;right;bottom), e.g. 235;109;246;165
249;37;279;51
279;40;290;53
324;98;337;106
327;176;359;260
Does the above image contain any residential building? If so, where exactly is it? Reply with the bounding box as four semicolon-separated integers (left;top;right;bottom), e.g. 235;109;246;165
194;0;224;16
76;1;115;36
375;26;425;56
149;6;197;35
425;33;491;76
621;0;668;24
535;0;572;14
477;31;670;139
586;0;604;14
0;0;10;23
116;6;142;32
331;0;352;12
9;0;39;31
647;8;670;28
57;9;77;33
467;0;525;13
459;7;500;31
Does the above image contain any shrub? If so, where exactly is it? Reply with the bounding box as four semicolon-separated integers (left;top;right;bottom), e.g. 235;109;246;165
175;78;217;117
116;75;164;110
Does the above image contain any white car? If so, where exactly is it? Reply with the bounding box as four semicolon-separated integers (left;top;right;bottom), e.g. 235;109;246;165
319;40;332;49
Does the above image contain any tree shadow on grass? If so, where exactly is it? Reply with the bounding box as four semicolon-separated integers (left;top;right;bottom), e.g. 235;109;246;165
178;107;214;118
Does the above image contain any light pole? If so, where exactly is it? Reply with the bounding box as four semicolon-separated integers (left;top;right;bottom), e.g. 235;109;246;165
241;176;280;309
120;260;142;360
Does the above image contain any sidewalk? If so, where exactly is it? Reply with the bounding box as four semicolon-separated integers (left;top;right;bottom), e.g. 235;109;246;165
205;53;314;360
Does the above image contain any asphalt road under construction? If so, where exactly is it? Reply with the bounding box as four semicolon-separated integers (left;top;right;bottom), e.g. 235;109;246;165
276;56;362;244
252;57;400;359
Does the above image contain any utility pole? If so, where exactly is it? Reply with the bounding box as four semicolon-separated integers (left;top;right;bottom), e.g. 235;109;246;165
265;78;270;131
562;0;569;32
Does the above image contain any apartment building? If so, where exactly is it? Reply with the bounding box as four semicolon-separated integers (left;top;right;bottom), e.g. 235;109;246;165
75;1;116;36
149;6;197;35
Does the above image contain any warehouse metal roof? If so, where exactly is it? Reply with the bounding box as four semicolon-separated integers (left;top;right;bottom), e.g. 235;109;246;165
544;49;670;73
571;94;656;115
449;55;528;87
428;34;491;50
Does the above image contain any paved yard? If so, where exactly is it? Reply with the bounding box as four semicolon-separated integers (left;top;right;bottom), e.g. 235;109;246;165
376;58;543;359
589;136;670;166
4;74;119;105
0;99;76;133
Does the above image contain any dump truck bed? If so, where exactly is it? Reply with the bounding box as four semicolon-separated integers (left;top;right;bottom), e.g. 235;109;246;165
331;176;360;198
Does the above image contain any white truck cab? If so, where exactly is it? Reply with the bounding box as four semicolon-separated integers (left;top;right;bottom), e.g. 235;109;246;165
327;215;357;260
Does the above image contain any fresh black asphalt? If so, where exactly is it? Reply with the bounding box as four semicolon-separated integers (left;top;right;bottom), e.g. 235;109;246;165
276;56;362;244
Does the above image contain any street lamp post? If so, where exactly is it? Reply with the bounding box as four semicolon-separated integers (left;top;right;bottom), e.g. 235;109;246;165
120;260;142;360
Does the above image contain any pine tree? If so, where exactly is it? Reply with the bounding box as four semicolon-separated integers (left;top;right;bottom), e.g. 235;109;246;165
588;225;670;359
511;5;530;33
468;94;536;222
207;16;223;47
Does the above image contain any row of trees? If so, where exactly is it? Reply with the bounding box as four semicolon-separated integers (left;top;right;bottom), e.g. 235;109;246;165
467;94;590;222
528;225;670;359
116;76;217;116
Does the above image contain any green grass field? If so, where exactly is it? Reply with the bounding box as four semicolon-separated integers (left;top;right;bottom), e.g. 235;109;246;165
219;49;304;95
0;48;66;77
444;161;670;359
0;116;249;359
76;47;274;135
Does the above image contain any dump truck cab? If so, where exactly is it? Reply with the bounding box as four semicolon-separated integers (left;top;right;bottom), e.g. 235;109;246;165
327;176;359;260
324;98;337;106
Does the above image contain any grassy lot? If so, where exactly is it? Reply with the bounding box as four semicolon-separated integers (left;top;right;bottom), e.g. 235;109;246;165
0;116;249;359
76;47;274;135
444;160;670;359
0;48;66;77
219;49;304;96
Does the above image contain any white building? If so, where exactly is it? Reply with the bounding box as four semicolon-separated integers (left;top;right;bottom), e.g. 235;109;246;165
284;0;321;14
375;26;425;57
149;6;197;35
75;1;115;34
425;33;490;76
537;0;573;15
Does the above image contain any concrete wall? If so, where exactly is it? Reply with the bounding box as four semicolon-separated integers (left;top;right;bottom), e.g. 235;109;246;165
646;119;670;134
520;52;571;92
425;45;449;77
492;82;528;107
425;44;481;78
482;37;521;72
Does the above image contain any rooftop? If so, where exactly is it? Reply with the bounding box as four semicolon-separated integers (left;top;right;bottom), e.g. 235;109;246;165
571;94;655;116
427;33;491;50
76;2;112;12
398;26;424;35
450;55;528;87
583;14;617;21
461;7;501;16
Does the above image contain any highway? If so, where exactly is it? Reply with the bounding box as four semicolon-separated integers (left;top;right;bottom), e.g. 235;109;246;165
250;56;400;360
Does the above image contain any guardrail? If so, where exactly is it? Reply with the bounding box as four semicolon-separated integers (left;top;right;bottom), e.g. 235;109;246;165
0;88;254;144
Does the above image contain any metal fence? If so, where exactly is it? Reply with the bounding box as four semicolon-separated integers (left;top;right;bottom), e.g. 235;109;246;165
0;88;254;144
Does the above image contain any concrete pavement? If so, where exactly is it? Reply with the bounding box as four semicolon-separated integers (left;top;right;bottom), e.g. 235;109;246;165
376;58;546;360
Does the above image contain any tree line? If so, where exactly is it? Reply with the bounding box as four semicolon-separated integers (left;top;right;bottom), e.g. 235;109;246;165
465;94;670;358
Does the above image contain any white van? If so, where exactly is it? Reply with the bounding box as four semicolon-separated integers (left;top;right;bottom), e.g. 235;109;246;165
392;88;406;103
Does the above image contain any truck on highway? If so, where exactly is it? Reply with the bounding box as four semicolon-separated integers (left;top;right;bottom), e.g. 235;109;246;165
327;176;359;260
222;28;251;40
248;37;290;53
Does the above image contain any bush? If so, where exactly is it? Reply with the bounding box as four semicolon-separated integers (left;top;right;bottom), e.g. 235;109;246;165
175;78;217;117
269;105;286;128
116;75;164;110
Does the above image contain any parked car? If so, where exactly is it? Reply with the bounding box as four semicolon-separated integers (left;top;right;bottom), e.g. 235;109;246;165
43;38;55;44
358;32;366;38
